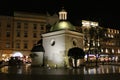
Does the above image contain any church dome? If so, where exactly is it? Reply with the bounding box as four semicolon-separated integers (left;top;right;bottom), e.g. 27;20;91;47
50;20;76;31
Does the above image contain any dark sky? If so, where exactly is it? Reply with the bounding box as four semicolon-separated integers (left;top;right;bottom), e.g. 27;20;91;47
0;0;120;29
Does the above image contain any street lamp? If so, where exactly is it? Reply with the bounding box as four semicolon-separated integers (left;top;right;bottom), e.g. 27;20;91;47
95;26;101;66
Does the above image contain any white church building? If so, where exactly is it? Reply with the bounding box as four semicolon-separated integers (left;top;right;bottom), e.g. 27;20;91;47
31;8;84;68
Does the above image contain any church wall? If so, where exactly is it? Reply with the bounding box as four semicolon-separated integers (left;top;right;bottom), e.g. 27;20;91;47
43;32;66;68
65;31;84;52
31;52;43;66
64;31;84;67
42;30;84;68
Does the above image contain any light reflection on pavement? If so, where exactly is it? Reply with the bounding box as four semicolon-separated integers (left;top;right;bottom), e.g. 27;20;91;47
0;64;120;75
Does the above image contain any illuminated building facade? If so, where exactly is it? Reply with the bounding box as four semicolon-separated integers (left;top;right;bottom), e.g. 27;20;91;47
81;20;120;62
0;12;58;61
13;12;47;62
30;8;84;68
0;9;120;65
42;8;84;68
100;28;120;62
0;16;14;61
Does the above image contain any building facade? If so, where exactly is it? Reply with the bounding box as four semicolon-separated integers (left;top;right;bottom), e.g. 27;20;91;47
13;12;47;58
0;16;14;61
0;10;120;64
81;20;120;62
30;8;84;68
0;12;58;61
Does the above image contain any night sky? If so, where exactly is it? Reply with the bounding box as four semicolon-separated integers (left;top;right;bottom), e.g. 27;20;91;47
0;0;120;29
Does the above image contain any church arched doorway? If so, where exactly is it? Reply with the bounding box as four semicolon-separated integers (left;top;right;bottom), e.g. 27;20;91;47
68;47;85;68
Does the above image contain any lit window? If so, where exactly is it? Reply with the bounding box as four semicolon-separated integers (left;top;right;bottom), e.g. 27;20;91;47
92;41;95;46
104;33;107;37
105;49;108;53
101;49;103;52
114;30;116;33
108;34;110;37
118;49;120;53
117;30;119;34
111;29;113;33
111;35;114;38
97;42;100;46
112;49;114;53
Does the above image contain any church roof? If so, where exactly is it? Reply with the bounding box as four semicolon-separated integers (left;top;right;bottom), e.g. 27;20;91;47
50;20;76;31
31;44;45;52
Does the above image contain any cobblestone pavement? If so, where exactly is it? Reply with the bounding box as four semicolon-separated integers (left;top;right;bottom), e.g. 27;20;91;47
0;64;120;80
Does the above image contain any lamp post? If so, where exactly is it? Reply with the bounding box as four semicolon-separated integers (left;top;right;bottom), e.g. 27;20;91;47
95;26;101;66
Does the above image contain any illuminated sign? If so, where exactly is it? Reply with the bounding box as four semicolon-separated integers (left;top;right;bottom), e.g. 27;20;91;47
82;20;98;27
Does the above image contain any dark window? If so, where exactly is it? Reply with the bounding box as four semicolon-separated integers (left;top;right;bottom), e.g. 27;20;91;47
6;31;10;37
33;33;37;38
24;23;28;29
73;41;76;46
33;24;37;30
50;39;55;46
24;43;28;49
16;31;20;37
17;22;21;28
40;25;44;30
6;42;10;48
24;31;28;37
7;24;11;28
16;43;20;48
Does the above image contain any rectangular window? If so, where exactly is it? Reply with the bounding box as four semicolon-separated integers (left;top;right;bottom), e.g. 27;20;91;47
6;31;10;37
40;25;44;30
16;31;20;37
6;42;10;48
17;22;21;28
16;43;20;48
24;31;28;37
24;43;28;49
33;33;37;38
33;24;37;30
7;24;11;28
24;23;28;29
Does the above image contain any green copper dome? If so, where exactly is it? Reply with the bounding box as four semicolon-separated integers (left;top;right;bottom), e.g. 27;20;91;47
50;20;76;31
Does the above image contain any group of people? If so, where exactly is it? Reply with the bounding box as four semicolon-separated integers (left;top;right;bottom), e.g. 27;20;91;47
0;60;5;68
8;57;23;66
